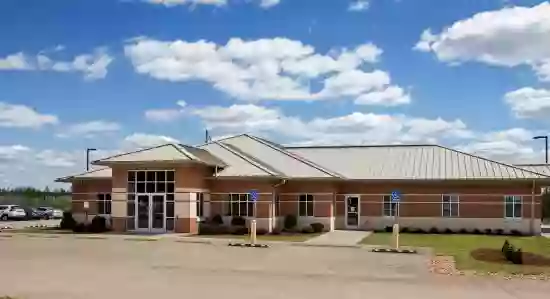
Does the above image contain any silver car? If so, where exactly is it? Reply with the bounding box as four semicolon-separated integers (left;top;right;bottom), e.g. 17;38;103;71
0;205;27;221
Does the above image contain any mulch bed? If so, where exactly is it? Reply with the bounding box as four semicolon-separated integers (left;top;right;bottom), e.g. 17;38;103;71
471;248;550;267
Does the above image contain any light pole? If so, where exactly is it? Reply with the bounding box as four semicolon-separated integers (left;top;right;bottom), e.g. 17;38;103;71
86;148;97;171
533;136;548;164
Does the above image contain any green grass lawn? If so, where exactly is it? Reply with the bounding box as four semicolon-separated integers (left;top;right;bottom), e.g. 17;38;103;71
361;233;550;275
192;233;322;242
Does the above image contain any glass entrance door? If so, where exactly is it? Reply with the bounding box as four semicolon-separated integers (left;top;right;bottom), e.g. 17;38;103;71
137;194;150;230
346;195;360;228
151;194;165;232
135;194;166;233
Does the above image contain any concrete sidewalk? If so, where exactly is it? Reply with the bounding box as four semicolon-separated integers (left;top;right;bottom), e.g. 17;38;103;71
304;230;371;246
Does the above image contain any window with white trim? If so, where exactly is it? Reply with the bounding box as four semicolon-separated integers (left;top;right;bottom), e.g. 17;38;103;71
197;193;204;218
504;195;522;219
96;193;112;215
383;195;399;217
226;194;253;217
442;195;459;217
299;194;314;217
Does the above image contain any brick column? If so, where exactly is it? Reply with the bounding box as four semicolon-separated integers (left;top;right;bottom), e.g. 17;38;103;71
175;192;198;234
110;167;127;232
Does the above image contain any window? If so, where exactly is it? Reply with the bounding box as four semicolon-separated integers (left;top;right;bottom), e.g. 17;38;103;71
383;195;399;217
127;170;175;194
226;193;253;217
505;196;522;219
299;194;314;217
442;195;459;217
197;193;204;218
96;193;112;215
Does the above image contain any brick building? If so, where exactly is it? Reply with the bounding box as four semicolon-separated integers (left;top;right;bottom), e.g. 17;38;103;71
56;134;550;235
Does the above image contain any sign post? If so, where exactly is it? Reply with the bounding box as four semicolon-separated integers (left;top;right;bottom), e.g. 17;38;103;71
249;190;259;245
83;201;89;223
390;191;401;249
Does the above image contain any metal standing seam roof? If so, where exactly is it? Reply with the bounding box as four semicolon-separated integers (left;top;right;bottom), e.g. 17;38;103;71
197;142;276;177
92;144;224;167
218;134;339;178
287;144;550;180
515;164;550;177
54;167;112;182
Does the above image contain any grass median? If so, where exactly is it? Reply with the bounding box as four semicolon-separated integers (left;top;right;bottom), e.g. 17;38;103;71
361;232;550;275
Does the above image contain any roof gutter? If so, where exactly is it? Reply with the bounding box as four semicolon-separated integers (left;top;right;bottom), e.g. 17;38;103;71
273;179;287;188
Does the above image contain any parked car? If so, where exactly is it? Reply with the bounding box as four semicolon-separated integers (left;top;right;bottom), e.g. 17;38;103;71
52;209;63;219
0;205;27;221
34;207;63;219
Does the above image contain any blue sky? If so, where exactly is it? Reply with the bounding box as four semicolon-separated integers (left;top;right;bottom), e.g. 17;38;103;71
1;0;550;188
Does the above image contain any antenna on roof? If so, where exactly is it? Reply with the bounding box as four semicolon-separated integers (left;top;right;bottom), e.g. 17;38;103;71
205;129;212;143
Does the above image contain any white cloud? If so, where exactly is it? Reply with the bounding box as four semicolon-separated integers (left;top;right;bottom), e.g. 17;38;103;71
0;145;31;161
414;2;550;81
0;48;113;80
124;37;405;104
504;87;550;119
355;86;411;106
146;0;226;6
0;102;58;128
348;0;369;11
259;0;280;8
144;100;188;122
0;52;33;70
57;120;121;138
145;0;281;8
123;133;181;149
457;128;546;164
188;103;472;144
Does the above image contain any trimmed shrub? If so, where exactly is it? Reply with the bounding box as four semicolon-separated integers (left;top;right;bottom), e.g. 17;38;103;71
458;228;468;234
444;228;454;234
199;223;228;235
510;229;523;236
284;214;297;230
501;240;523;264
310;222;325;233
89;216;109;233
472;228;482;235
416;228;426;234
271;227;282;235
385;226;393;233
211;214;223;225
231;226;248;235
72;223;87;233
400;227;410;233
495;229;504;235
60;211;76;230
501;240;510;253
301;226;314;234
256;228;268;235
231;216;246;226
484;228;493;235
429;227;439;234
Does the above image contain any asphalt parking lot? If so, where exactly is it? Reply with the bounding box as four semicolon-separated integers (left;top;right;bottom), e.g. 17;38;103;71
1;237;549;299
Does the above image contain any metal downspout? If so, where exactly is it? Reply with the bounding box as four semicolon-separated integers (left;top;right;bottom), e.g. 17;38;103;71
271;179;287;231
531;179;536;235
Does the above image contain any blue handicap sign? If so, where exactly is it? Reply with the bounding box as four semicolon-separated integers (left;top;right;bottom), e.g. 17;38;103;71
250;190;259;202
391;190;401;202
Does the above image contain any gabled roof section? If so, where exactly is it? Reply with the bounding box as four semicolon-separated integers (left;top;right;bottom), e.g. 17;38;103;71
515;164;550;176
93;143;225;167
198;142;276;177
287;144;550;180
218;134;340;178
55;167;112;183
